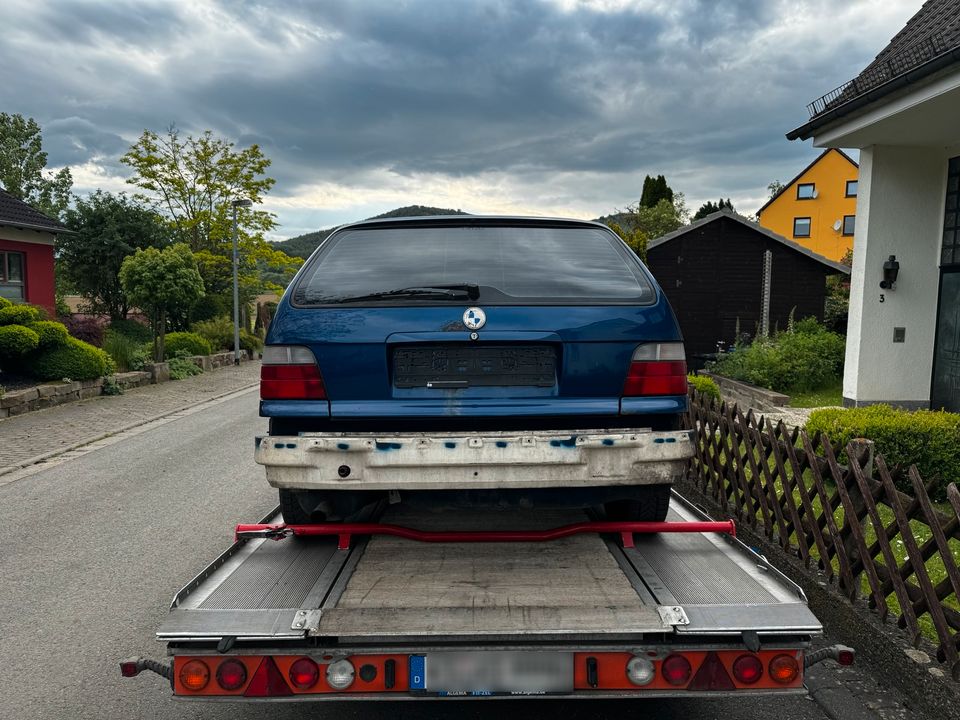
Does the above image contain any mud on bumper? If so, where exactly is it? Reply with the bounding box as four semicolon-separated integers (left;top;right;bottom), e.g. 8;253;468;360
255;429;694;491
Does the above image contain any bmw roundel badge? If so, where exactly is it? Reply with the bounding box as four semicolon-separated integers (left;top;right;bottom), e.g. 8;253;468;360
462;307;486;330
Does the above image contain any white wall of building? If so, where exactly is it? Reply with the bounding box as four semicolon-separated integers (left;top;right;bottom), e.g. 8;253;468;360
843;145;948;407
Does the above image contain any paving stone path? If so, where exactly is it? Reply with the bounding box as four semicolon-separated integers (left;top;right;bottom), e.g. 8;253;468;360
0;361;260;473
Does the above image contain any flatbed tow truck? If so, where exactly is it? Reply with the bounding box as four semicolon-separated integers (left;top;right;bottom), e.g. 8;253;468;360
121;490;853;701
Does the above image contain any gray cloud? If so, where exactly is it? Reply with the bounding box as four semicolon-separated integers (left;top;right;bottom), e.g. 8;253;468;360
0;0;917;232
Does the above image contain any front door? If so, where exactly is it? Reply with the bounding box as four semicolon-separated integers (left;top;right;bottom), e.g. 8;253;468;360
931;156;960;412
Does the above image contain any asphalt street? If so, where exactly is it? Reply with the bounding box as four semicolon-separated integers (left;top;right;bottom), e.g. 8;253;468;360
0;387;834;720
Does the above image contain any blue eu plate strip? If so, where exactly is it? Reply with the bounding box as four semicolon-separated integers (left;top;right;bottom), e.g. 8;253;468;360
409;655;426;690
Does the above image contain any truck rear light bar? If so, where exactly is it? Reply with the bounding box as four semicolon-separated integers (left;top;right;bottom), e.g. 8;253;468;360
235;518;737;550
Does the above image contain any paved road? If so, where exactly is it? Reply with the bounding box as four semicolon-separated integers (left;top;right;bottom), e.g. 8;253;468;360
0;387;835;720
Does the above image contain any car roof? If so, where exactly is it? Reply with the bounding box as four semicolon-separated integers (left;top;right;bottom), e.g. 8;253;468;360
332;214;612;233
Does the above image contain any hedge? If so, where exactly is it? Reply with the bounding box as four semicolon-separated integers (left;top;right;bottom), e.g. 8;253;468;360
806;404;960;500
27;320;70;349
0;304;41;326
0;324;40;357
688;374;721;402
163;332;212;358
29;337;115;381
108;318;153;343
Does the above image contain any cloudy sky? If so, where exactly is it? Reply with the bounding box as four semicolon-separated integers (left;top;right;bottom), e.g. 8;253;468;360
1;0;921;240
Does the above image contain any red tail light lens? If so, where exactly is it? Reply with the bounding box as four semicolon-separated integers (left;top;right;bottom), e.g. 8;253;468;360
732;654;764;684
623;343;687;396
216;659;248;690
661;654;692;686
769;654;800;683
261;346;326;400
289;657;320;690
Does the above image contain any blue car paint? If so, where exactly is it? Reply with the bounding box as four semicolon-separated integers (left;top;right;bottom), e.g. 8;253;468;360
262;220;687;422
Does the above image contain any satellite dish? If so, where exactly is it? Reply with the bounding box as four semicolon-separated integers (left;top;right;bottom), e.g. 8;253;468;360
811;190;819;199
833;219;842;231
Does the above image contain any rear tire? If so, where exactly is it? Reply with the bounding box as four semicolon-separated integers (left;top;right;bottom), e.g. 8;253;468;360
603;484;672;522
279;489;326;524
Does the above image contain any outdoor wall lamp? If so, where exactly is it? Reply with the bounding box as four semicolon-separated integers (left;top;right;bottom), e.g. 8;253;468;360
879;255;899;290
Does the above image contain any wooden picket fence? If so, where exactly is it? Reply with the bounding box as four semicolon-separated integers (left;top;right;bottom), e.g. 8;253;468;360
684;391;960;681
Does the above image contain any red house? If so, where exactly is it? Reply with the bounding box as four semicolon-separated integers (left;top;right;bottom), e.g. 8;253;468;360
0;189;65;316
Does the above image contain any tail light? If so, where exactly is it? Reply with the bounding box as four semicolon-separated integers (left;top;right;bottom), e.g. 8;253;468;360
661;654;692;686
261;345;326;400
289;657;320;690
732;654;763;684
623;342;687;396
179;660;210;691
768;654;799;683
216;659;247;690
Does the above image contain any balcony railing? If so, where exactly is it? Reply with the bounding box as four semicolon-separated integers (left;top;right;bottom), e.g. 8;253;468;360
806;33;949;118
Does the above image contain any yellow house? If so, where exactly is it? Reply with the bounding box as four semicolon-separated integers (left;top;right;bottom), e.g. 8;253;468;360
756;148;858;261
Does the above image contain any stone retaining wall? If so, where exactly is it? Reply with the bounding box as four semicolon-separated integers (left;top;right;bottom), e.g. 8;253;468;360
0;351;253;418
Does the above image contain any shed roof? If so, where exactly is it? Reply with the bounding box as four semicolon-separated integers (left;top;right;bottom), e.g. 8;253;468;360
0;189;66;234
647;209;850;274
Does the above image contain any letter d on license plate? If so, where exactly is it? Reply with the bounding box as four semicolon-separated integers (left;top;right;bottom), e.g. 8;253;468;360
416;651;573;695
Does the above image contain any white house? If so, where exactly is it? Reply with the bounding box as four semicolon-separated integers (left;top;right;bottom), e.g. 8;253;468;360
787;0;960;412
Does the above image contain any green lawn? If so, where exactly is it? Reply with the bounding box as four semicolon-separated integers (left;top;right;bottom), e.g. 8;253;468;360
788;382;843;408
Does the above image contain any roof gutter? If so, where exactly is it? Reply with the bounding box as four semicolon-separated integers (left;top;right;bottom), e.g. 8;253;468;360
0;220;71;234
786;47;960;141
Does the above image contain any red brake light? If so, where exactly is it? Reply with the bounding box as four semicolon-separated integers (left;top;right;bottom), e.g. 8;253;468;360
261;346;326;400
216;659;248;690
732;654;763;684
623;343;687;397
837;648;855;666
289;657;320;690
661;654;692;686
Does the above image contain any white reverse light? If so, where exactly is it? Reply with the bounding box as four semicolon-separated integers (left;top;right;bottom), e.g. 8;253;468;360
326;659;355;690
626;656;655;686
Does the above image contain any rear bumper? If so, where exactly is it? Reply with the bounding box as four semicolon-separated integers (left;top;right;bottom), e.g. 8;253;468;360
255;429;694;491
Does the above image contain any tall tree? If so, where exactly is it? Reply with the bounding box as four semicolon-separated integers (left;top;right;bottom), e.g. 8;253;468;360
616;192;689;241
0;113;73;219
639;174;674;208
119;243;205;361
120;126;277;253
692;197;735;221
767;180;785;199
61;192;172;320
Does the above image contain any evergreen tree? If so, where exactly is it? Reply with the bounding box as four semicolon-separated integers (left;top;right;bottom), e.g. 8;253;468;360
639;174;675;208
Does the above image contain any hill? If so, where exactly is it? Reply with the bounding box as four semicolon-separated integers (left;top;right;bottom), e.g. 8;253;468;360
271;205;469;259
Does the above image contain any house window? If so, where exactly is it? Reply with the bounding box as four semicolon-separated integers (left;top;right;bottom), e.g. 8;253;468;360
846;180;858;197
842;215;856;236
942;155;960;267
793;217;811;237
796;183;816;199
0;251;25;301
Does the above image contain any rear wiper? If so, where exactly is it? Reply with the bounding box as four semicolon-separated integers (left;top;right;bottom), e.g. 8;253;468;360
330;284;480;304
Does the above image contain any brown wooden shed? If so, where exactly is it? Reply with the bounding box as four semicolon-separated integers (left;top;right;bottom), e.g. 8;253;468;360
645;209;849;366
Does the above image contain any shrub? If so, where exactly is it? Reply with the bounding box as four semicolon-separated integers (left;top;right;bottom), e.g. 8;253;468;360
0;304;41;326
168;352;203;380
806;405;960;500
0;297;12;309
27;320;70;349
240;329;262;355
108;318;153;343
103;331;149;372
0;324;40;358
30;336;115;381
688;374;720;403
163;331;212;358
708;318;844;393
191;316;233;351
60;315;106;347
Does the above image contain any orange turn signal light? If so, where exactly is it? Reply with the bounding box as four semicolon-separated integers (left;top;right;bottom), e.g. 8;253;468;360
180;659;211;691
768;654;799;684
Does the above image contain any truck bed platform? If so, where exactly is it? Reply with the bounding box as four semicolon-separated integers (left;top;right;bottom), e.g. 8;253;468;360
158;493;820;646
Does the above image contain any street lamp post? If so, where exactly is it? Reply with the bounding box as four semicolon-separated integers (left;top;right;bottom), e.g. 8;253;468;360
231;198;252;366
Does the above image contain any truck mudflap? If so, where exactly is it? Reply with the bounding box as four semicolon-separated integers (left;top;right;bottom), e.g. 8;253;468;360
255;428;694;490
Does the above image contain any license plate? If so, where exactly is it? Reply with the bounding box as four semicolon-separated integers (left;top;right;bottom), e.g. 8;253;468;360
410;652;573;695
393;345;556;388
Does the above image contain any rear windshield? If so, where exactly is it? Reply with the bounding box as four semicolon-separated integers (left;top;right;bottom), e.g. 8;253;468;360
292;225;656;305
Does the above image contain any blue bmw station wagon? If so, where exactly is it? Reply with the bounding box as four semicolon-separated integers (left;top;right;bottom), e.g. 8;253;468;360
256;216;693;523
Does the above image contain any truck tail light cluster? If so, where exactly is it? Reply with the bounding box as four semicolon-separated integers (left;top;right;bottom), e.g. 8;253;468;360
261;345;326;400
174;649;803;697
622;342;688;397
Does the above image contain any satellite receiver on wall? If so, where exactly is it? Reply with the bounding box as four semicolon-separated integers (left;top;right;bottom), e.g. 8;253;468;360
811;189;819;198
833;219;842;232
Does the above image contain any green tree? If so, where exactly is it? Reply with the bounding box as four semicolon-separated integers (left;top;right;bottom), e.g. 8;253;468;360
0;113;73;219
639;174;674;208
120;126;301;322
617;192;689;241
119;244;205;361
692;197;735;221
767;180;785;199
606;222;648;262
61;192;172;320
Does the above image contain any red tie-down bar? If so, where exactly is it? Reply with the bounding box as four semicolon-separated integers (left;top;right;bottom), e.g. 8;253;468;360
235;519;736;550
